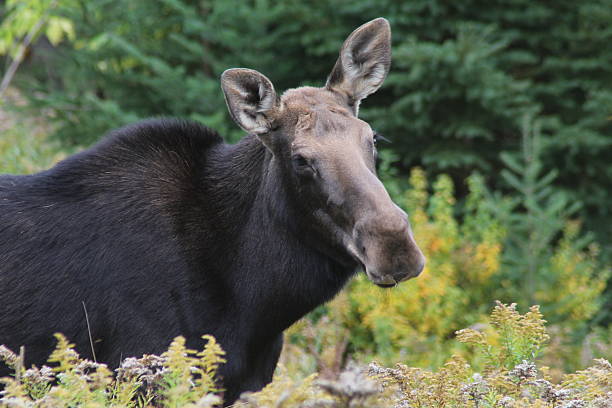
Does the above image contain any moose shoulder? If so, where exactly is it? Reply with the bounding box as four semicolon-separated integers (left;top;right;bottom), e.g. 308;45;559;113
0;18;424;405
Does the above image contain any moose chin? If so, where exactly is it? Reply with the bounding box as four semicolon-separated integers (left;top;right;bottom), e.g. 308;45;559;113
0;17;424;405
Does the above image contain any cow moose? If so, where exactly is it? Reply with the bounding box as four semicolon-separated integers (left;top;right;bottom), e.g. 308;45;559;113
0;18;425;405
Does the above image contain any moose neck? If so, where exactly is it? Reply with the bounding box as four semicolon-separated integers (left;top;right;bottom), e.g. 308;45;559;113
199;134;356;335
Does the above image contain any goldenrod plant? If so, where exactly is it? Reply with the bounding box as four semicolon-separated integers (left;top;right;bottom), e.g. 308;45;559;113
366;302;611;408
2;303;608;407
0;335;225;407
253;302;612;408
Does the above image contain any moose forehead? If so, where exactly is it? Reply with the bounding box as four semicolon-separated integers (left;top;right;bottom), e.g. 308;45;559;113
279;86;372;141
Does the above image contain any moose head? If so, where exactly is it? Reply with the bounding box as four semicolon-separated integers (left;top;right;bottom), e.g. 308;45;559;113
221;18;425;287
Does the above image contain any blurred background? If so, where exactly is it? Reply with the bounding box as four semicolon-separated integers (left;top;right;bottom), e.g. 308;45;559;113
1;0;610;379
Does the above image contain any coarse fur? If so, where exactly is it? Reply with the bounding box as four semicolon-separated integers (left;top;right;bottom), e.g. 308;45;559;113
0;18;425;405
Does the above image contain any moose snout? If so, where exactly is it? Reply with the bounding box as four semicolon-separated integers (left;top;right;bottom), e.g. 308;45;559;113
354;212;426;288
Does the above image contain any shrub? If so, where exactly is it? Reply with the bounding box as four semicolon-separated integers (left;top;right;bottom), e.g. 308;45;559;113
493;118;608;329
257;302;612;408
0;334;225;407
366;302;611;408
2;305;610;407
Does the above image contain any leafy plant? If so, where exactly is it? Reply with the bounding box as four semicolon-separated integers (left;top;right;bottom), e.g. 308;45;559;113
1;301;610;407
492;117;608;330
255;302;612;408
0;334;225;407
0;0;75;98
456;302;549;371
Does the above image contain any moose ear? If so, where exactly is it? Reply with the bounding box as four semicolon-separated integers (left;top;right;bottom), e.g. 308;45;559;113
221;68;280;135
326;18;391;114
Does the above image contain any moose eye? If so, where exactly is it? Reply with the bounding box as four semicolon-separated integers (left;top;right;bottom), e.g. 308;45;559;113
373;132;388;146
372;132;389;146
292;154;315;177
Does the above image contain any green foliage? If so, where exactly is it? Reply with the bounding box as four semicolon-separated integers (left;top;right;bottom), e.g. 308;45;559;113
367;302;611;408
0;0;75;56
491;118;609;329
161;335;226;406
376;1;612;262
255;302;612;408
4;304;606;408
0;93;67;174
0;334;224;407
456;302;549;371
498;117;580;307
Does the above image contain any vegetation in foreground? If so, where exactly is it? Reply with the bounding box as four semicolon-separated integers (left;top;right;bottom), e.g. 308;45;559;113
1;302;610;407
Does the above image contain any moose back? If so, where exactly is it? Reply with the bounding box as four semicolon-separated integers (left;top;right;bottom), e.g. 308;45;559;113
0;18;425;405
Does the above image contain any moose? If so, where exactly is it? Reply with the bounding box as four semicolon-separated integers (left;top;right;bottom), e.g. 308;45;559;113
0;18;425;404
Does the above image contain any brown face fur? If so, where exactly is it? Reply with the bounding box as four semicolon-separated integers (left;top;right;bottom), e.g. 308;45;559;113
221;18;425;287
279;86;424;286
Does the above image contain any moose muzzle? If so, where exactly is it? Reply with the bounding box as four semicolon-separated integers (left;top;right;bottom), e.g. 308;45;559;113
354;207;425;287
344;171;426;287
